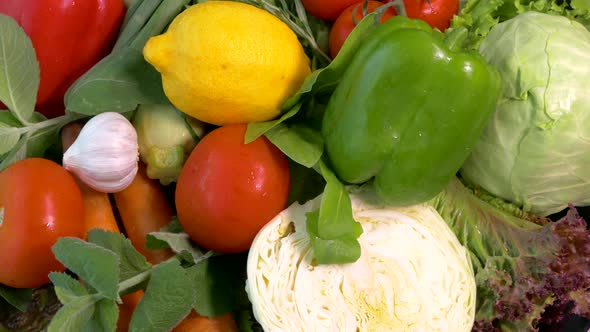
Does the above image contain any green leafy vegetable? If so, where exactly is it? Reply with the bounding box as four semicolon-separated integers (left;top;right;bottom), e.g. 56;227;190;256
449;0;590;216
47;295;100;332
0;122;20;155
86;229;152;282
64;49;168;115
46;225;252;330
0;285;32;313
0;14;39;125
304;160;362;264
431;177;590;330
128;260;194;332
446;0;590;52
52;238;121;301
82;299;118;332
186;255;246;317
264;123;323;168
49;272;89;305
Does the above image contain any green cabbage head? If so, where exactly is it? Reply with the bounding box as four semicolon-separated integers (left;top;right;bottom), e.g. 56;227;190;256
460;11;590;216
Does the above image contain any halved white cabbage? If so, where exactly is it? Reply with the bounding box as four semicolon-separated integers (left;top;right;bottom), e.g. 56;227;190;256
246;186;476;332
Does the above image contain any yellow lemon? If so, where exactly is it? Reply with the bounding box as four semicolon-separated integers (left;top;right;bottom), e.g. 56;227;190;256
143;1;311;126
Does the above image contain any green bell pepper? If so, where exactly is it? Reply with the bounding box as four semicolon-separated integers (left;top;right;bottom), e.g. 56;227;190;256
321;16;501;206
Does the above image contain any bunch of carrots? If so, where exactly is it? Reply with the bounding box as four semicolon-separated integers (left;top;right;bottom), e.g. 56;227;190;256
61;122;238;332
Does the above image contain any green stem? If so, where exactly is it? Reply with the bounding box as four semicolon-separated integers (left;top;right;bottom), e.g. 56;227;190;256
118;269;152;295
117;256;178;295
14;113;86;136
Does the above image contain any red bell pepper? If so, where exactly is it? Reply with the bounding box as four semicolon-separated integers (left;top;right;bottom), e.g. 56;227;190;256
0;0;126;118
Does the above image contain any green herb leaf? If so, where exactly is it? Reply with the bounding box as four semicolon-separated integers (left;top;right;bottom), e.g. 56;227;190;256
0;135;27;171
0;284;32;313
0;14;40;124
0;111;22;155
47;295;98;332
265;123;323;168
146;231;212;264
49;272;88;305
317;160;362;239
186;255;247;317
305;209;362;264
52;238;120;301
64;48;168;115
0;121;20;154
129;259;194;332
303;160;362;264
82;298;118;332
244;103;302;143
0;110;21;127
86;229;152;282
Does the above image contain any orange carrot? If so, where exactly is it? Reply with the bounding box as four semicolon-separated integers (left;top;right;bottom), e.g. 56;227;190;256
112;161;174;264
116;290;144;332
172;311;239;332
61;122;120;235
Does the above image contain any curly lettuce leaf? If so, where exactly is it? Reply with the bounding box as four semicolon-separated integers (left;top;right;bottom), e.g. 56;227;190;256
445;0;590;51
431;177;590;331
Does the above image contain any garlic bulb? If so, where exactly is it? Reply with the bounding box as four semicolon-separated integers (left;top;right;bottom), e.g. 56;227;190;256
63;112;139;193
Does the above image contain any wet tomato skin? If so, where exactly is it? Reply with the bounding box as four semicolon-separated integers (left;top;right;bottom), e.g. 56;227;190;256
0;158;85;288
175;124;291;254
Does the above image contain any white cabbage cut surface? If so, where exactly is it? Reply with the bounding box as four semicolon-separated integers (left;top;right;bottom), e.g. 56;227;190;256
245;187;476;332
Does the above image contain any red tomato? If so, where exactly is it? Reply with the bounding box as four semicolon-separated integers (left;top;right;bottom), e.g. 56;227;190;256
329;1;397;58
175;124;291;254
384;0;459;31
301;0;360;21
0;158;85;288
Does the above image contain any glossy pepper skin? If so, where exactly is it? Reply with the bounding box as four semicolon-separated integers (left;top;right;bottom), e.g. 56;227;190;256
322;16;501;206
0;0;126;118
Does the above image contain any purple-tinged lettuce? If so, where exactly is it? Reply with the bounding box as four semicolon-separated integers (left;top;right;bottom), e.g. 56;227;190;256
431;177;590;331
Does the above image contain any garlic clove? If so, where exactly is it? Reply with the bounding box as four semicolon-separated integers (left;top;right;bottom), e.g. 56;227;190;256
63;112;139;193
